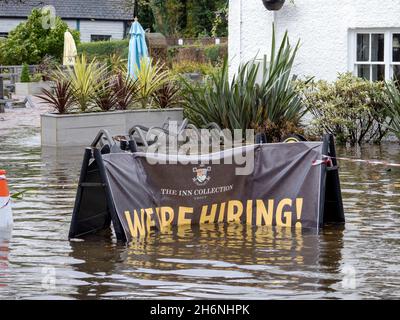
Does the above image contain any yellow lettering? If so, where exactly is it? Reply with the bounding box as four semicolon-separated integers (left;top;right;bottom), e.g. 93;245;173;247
227;200;243;223
218;202;226;222
125;209;146;237
276;198;292;227
159;207;174;229
145;208;155;233
124;210;135;236
200;204;218;224
246;200;253;225
256;199;274;226
178;206;193;226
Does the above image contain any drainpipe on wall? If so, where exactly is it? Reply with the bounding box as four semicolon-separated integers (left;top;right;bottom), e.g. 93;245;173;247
239;0;242;65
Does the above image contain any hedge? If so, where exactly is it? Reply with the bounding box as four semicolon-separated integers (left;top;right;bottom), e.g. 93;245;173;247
168;43;227;65
77;39;129;61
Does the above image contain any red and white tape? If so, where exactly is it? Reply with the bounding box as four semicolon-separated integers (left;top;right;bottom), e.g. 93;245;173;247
313;155;400;168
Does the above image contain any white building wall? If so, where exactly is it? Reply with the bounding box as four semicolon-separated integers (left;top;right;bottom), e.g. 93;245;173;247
0;18;25;33
229;0;400;81
78;20;125;42
0;18;125;43
64;19;78;31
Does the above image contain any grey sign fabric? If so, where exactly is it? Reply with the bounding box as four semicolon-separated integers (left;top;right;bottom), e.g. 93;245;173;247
102;142;324;241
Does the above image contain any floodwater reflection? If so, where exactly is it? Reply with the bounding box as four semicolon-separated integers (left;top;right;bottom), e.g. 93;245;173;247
0;128;399;299
67;225;345;299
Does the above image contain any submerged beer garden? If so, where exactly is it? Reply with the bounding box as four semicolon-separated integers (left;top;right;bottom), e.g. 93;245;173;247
1;0;400;300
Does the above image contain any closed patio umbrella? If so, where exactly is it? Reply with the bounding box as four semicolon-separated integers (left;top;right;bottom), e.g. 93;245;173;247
127;18;149;78
63;30;77;66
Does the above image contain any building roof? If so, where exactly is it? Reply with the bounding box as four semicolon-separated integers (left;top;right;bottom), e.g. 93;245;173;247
0;0;134;21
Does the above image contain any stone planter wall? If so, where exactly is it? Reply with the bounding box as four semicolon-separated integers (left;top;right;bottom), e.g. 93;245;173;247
41;108;184;147
15;81;53;96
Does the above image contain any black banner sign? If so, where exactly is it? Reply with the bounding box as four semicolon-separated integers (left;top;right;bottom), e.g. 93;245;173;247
69;135;344;242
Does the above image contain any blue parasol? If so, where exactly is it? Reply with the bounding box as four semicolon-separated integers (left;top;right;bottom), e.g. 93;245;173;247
127;19;149;78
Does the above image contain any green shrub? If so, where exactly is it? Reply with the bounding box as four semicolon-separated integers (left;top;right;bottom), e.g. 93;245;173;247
36;80;75;114
56;55;107;112
0;9;80;65
171;61;217;76
168;43;227;66
303;73;390;145
78;39;129;61
20;63;31;83
181;26;306;142
204;44;224;64
383;82;400;141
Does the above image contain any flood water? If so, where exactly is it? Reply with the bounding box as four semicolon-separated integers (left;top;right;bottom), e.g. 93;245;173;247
0;127;399;299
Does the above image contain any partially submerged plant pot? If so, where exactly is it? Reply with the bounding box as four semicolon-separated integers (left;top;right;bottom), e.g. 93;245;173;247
262;0;285;11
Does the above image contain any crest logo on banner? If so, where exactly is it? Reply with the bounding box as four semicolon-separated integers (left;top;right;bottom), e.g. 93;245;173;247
192;165;211;186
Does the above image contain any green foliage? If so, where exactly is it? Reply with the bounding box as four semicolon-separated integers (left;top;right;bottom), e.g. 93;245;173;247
20;63;31;83
152;82;182;108
105;54;127;74
168;44;227;69
135;0;228;37
211;1;228;37
56;55;107;112
204;45;224;64
135;57;169;108
184;0;226;37
94;79;117;112
0;9;80;65
180;26;306;142
303;73;390;145
36;79;75;114
37;55;59;81
171;61;217;76
78;39;129;61
149;0;184;36
112;72;139;110
383;82;400;140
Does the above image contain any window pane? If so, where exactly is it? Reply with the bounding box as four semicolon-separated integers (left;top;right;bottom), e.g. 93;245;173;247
357;33;370;61
393;65;400;81
90;35;111;42
357;64;371;80
371;34;384;62
372;65;385;81
393;34;400;62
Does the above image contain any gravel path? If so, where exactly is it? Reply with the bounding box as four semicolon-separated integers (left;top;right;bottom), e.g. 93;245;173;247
0;95;53;135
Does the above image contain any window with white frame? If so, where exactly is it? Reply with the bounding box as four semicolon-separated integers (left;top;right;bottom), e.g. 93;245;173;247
352;30;400;81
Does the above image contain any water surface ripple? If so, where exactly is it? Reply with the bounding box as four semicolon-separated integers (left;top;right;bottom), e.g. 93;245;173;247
0;128;399;299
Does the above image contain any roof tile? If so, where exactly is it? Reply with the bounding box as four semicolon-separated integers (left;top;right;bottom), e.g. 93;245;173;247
0;0;134;21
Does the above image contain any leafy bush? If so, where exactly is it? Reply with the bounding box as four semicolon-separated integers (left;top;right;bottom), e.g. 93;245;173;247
105;54;127;74
204;45;224;64
20;63;31;83
0;9;80;65
57;55;107;112
112;72;139;110
78;39;129;61
94;79;117;112
168;43;227;66
181;26;306;142
37;55;59;81
135;58;169;108
36;80;75;114
303;73;390;145
153;82;182;108
211;2;228;37
171;61;217;76
383;82;400;140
